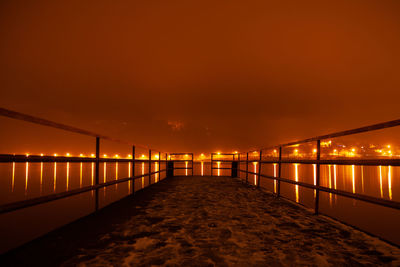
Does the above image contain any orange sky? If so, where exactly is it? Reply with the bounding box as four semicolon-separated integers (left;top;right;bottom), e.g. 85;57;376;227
1;0;400;154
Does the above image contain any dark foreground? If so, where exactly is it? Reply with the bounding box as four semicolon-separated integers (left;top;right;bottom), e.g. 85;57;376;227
1;176;400;266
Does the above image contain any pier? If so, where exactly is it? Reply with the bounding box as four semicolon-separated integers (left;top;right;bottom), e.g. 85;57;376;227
1;108;400;265
2;175;399;266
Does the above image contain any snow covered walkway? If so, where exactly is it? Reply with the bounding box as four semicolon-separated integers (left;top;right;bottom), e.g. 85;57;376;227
63;175;400;266
2;176;400;266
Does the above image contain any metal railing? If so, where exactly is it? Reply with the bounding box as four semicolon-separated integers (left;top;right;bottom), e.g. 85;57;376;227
210;153;236;177
237;118;400;213
2;107;400;247
168;153;194;176
0;108;168;215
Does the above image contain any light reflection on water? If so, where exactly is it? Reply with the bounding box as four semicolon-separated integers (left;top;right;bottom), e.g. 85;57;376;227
141;162;144;188
40;162;43;194
253;162;257;185
2;162;397;204
25;162;28;196
53;162;56;192
294;163;299;203
66;162;69;191
273;163;277;193
389;166;392;200
12;162;15;192
379;165;383;198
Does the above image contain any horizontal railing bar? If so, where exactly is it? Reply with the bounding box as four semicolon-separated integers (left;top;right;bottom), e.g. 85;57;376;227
257;118;400;151
169;153;193;155
0;154;168;163
211;160;236;162
238;158;400;166
0;108;164;151
173;167;193;170
239;170;400;210
211;167;233;170
169;160;194;162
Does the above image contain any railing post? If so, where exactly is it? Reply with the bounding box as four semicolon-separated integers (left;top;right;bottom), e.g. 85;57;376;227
158;152;161;181
131;145;135;195
211;154;213;177
257;150;262;188
165;153;168;179
238;153;240;178
246;152;249;184
95;137;100;211
148;149;151;186
315;140;321;215
277;146;282;197
191;153;194;176
166;154;174;178
231;154;238;178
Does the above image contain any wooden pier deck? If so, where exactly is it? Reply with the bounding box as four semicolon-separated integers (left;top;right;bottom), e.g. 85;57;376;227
1;176;400;266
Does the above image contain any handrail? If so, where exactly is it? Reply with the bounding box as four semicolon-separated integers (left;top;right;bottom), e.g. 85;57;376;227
0;154;168;163
236;118;400;217
0;107;169;218
0;107;163;152
239;158;400;166
243;118;400;152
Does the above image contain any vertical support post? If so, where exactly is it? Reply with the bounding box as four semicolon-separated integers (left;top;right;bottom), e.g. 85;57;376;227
148;149;151;186
211;153;213;177
277;146;282;197
131;146;135;195
238;153;240;178
158;152;161;181
166;154;174;178
231;154;238;178
191;153;194;176
257;150;262;188
95;137;100;211
315;140;321;215
246;152;249;184
165;153;168;178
